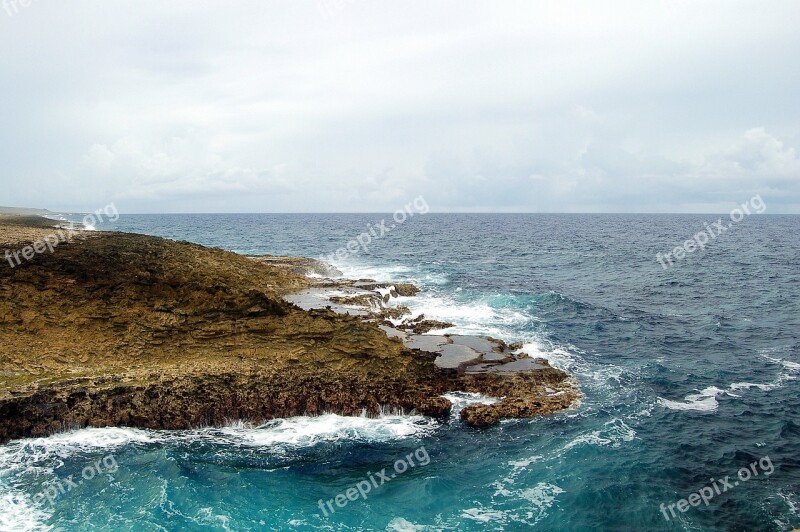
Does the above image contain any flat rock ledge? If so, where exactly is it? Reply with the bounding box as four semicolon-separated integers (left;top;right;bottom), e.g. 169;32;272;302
283;265;581;427
0;217;579;442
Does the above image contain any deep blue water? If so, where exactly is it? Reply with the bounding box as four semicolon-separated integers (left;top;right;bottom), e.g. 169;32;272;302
2;213;799;531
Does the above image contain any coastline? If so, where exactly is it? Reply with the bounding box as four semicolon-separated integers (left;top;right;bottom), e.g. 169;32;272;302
0;214;579;443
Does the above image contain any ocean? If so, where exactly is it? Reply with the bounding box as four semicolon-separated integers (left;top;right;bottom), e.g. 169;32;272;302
1;213;798;531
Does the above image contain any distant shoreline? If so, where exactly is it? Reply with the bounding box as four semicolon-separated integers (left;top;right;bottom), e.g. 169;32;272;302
0;206;53;216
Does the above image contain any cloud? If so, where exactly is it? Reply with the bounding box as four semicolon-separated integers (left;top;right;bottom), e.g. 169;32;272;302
0;0;799;212
719;127;800;177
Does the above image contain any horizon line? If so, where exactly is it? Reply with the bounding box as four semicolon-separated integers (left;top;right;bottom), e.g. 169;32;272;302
54;211;800;216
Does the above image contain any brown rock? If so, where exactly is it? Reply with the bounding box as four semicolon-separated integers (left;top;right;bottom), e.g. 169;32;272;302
0;216;579;441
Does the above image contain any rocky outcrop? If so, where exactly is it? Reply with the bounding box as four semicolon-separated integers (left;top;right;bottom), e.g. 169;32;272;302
458;369;577;426
248;254;343;278
0;216;579;442
355;281;420;297
0;370;457;442
398;315;457;334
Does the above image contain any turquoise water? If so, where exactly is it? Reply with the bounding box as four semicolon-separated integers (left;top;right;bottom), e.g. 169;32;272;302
2;214;798;531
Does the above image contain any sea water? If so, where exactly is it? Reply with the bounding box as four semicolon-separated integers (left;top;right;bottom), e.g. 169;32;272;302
1;213;798;531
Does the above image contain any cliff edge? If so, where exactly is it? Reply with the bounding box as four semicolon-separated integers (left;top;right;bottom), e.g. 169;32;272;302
0;216;578;442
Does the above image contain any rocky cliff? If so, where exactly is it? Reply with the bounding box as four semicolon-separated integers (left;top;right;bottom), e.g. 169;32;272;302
0;216;578;442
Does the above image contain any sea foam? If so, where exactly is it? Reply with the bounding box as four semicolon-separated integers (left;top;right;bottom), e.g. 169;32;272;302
658;386;734;412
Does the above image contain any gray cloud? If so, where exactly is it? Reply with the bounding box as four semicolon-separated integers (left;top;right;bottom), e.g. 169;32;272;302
1;0;798;213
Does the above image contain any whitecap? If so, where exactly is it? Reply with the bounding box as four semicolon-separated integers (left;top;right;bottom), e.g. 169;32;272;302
777;491;798;515
374;285;396;301
0;425;160;528
386;517;431;531
0;427;157;468
0;490;53;532
563;418;636;449
518;342;576;371
321;260;417;284
0;413;437;462
212;413;438;447
518;340;625;405
658;386;733;412
441;392;499;419
461;507;507;524
395;294;531;339
195;507;233;531
518;482;565;513
0;413;438;529
507;455;544;470
725;354;800;394
761;352;800;371
729;382;777;392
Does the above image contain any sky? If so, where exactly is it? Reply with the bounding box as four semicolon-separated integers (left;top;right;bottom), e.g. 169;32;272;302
0;0;798;214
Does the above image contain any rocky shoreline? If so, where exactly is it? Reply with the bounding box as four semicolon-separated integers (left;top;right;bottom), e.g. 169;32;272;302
0;215;579;443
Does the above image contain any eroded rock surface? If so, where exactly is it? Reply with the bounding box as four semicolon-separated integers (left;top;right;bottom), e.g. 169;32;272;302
0;216;579;442
279;271;581;421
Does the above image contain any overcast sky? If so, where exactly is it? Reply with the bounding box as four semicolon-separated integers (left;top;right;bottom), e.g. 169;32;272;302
1;0;798;213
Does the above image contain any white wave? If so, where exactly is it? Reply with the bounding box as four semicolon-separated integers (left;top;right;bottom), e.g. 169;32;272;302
397;294;531;339
195;507;233;531
474;483;564;528
322;260;417;284
0;414;436;463
461;507;507;524
386;517;432;531
762;353;800;372
564;418;636;449
663;358;798;409
213;413;438;447
518;342;575;371
494;455;545;497
27;426;155;449
488;447;565;525
726;354;800;393
0;490;53;532
16;414;438;452
518;482;565;514
0;416;437;494
761;348;800;371
729;382;777;392
0;414;438;528
770;490;800;531
0;427;156;469
777;491;798;515
507;455;544;470
0;426;157;527
442;392;499;419
519;340;623;407
326;256;529;338
658;386;734;412
374;285;395;301
464;482;563;526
